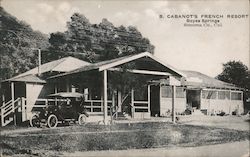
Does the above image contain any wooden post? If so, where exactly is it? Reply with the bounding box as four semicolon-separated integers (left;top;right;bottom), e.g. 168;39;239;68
172;85;176;124
117;90;122;113
1;102;4;126
200;89;202;110
66;78;70;92
2;92;5;104
11;82;16;126
131;89;134;118
38;49;41;76
148;85;151;115
111;91;115;120
159;84;162;116
103;70;108;125
55;84;58;93
21;97;25;121
229;90;232;115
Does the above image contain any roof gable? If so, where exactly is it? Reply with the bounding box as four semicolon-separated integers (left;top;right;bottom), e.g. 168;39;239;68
6;74;46;84
11;56;89;79
49;52;186;79
98;52;186;77
4;56;90;83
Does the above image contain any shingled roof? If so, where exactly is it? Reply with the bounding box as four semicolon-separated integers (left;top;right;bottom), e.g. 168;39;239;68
5;74;46;84
4;56;90;83
49;52;186;79
181;70;241;90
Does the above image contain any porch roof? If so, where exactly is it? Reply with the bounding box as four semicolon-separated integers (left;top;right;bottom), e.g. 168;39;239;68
4;74;46;84
3;56;90;83
181;70;242;90
49;52;186;79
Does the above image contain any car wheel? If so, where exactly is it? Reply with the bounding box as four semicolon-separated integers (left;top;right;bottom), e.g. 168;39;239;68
78;114;87;125
47;114;58;128
30;115;40;127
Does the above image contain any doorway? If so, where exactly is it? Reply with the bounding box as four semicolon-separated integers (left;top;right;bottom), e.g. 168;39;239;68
150;85;160;117
186;89;201;110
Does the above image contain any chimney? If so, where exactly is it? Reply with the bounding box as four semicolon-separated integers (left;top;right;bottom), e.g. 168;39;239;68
38;49;41;76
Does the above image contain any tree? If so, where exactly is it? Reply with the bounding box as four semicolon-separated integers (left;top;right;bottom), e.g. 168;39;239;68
45;12;155;63
217;61;250;112
216;61;249;89
0;7;49;83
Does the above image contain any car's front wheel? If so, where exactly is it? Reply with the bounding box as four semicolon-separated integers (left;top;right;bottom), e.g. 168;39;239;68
30;114;40;128
47;114;58;128
78;114;87;125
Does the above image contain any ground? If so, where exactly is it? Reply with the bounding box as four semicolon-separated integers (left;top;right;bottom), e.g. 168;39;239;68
0;115;249;157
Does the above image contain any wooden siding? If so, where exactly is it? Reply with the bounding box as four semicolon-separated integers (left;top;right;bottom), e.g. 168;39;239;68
26;83;44;119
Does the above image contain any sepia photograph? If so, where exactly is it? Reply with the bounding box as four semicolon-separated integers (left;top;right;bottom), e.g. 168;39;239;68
0;0;249;156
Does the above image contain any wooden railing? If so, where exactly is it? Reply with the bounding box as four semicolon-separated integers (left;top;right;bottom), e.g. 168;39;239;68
0;97;25;127
85;99;112;114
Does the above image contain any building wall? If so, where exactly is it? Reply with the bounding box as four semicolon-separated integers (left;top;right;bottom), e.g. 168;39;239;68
26;83;44;119
201;89;244;114
160;98;186;116
159;86;244;116
160;85;186;116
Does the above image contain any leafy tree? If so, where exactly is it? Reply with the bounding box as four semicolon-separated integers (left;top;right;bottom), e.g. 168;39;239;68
217;61;250;112
216;61;249;89
0;7;49;83
45;12;154;63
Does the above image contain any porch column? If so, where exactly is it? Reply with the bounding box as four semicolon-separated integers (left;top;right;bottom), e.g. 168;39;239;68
55;84;58;93
117;90;122;113
172;85;176;124
66;78;70;92
103;70;108;125
131;89;134;118
11;82;16;125
148;85;151;114
2;91;5;104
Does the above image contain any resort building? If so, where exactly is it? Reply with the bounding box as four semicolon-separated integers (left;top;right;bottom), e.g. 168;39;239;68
0;52;244;126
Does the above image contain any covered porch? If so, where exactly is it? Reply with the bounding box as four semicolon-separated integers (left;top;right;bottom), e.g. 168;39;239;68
49;52;184;124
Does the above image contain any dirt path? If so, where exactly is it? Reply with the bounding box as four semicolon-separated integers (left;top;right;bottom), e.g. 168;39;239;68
61;140;250;157
179;115;250;131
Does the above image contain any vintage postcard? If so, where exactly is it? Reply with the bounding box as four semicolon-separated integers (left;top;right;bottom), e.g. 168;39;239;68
0;0;249;157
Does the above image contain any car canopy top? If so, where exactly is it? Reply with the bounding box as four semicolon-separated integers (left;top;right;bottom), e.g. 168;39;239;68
48;92;84;98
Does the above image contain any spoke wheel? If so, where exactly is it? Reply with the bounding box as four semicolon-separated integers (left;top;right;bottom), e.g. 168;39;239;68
30;115;40;127
47;114;58;128
78;114;87;125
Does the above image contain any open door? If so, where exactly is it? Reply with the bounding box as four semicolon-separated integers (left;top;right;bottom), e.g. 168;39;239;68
150;85;160;117
186;89;201;110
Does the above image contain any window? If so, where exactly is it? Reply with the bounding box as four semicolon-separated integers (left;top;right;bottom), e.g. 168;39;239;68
218;91;225;99
176;87;185;98
202;90;217;99
89;88;101;100
231;92;242;100
134;86;148;101
218;91;230;100
161;86;172;98
161;86;185;98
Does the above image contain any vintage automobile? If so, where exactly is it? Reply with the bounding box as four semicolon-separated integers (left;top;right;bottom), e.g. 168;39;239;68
30;92;89;128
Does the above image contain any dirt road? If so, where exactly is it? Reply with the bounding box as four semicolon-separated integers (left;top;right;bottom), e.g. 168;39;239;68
62;140;250;157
